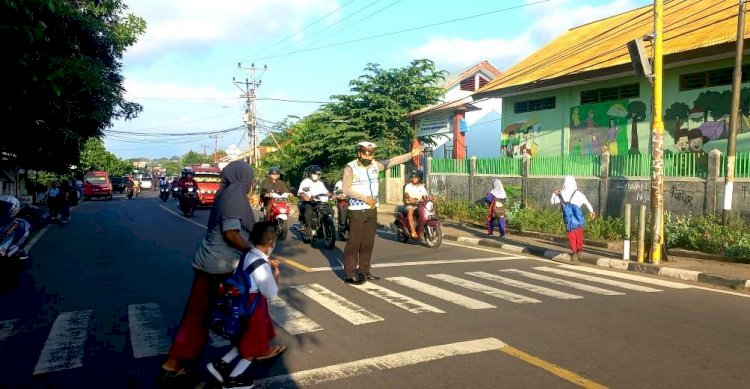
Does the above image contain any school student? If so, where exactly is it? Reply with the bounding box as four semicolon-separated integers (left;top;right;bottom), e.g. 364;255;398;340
551;176;596;263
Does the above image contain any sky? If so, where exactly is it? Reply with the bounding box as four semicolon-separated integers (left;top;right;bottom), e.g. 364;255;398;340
106;0;652;160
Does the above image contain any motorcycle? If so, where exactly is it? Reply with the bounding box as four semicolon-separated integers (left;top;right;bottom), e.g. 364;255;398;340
159;186;170;202
126;186;134;200
298;192;336;249
335;190;349;241
16;204;50;233
171;186;180;200
392;195;443;249
261;192;291;240
0;218;31;263
179;187;197;217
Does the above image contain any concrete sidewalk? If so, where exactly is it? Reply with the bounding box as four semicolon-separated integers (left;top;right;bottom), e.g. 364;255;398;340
375;204;750;291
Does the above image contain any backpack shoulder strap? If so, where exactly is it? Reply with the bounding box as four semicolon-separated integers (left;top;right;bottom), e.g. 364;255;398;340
566;190;578;204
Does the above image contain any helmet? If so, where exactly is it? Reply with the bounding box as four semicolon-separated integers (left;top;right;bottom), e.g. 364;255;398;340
268;166;281;175
409;170;422;181
0;194;21;219
356;141;377;155
181;167;193;177
307;165;323;176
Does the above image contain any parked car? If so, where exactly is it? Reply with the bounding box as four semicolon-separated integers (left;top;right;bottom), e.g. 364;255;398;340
110;176;125;193
83;171;113;200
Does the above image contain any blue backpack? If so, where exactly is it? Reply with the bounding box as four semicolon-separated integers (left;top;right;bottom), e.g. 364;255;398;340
558;191;585;232
209;251;267;342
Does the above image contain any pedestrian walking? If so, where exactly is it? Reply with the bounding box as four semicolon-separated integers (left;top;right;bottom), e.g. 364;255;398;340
59;182;76;224
159;160;256;386
45;181;63;223
206;221;285;388
341;141;423;284
550;175;596;263
485;178;507;237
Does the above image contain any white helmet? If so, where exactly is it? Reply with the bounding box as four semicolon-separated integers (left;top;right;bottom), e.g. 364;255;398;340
0;194;21;219
356;141;377;155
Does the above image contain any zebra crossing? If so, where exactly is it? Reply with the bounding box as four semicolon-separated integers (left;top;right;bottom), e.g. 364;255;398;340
0;265;687;375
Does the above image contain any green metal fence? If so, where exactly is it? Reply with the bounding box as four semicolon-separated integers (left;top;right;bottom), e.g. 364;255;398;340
609;154;650;177
529;155;601;177
475;157;523;175
430;158;470;174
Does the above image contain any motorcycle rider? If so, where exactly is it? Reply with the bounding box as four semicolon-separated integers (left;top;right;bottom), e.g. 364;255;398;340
259;166;290;221
297;165;331;236
125;176;135;198
159;175;170;190
178;168;197;192
0;194;30;260
403;170;429;238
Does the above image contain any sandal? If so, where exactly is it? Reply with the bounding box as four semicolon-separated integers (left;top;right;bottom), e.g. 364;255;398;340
255;345;287;361
156;367;193;387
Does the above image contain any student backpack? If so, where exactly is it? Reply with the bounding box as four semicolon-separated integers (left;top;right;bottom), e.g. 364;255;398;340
558;191;585;232
209;251;267;342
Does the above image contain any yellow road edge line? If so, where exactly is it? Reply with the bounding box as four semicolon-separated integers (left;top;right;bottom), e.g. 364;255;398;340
499;345;608;389
276;256;312;273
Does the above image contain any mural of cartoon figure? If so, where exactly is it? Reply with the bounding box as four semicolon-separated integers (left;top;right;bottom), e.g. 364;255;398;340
688;128;708;153
586;110;595;133
571;107;581;128
591;135;602;155
674;128;690;153
607;117;619;155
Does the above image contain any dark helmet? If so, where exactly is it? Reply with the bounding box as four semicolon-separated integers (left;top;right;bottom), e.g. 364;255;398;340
268;166;281;175
409;170;422;181
307;165;323;176
181;167;193;177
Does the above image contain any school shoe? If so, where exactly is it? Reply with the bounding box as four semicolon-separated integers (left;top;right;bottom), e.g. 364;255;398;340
222;373;255;389
571;253;580;264
363;273;381;280
207;360;233;383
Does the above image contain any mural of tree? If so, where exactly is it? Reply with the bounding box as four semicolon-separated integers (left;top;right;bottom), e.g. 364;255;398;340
693;90;728;121
664;102;690;140
627;101;647;154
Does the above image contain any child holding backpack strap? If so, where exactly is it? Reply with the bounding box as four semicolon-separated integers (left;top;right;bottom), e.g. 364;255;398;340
551;176;596;263
485;178;508;237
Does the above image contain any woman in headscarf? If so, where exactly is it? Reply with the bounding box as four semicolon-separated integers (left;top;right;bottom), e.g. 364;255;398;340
160;161;257;384
551;175;596;263
486;178;508;237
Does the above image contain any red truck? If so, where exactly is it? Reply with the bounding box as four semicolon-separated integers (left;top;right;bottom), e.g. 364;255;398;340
191;164;222;206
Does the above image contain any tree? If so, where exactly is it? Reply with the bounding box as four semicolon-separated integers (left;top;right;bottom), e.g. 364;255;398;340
1;0;146;172
181;150;211;166
664;102;690;140
79;138;131;175
627;101;647;153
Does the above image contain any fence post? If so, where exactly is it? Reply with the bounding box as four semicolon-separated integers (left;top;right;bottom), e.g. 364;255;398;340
522;154;531;207
623;203;631;260
706;149;722;216
469;156;477;203
599;151;610;216
425;156;432;193
637;204;646;263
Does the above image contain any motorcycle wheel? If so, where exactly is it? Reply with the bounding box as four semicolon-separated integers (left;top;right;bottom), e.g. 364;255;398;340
423;224;443;249
322;219;336;249
394;221;409;243
277;219;287;240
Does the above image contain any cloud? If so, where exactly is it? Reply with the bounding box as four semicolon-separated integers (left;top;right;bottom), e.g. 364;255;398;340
124;0;341;62
409;0;638;71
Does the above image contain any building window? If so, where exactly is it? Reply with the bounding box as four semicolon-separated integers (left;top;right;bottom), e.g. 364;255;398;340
478;76;489;89
679;65;750;91
460;77;475;91
580;83;639;104
513;97;556;113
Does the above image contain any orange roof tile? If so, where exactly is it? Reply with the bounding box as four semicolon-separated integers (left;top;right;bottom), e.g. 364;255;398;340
478;0;750;96
441;60;502;88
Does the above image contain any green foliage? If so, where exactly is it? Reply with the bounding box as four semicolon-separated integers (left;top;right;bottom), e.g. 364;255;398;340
663;212;750;262
161;160;182;176
79;138;131;175
181;150;211;166
1;0;146;172
260;60;446;187
28;170;72;187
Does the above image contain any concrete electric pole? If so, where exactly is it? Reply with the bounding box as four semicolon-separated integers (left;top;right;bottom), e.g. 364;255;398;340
200;144;209;159
209;134;223;163
234;63;267;166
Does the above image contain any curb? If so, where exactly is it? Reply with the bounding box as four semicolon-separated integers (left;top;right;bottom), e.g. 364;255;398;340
376;223;750;291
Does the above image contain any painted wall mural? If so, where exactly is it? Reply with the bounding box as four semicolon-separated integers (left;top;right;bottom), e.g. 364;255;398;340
500;117;541;157
663;87;750;154
569;100;647;156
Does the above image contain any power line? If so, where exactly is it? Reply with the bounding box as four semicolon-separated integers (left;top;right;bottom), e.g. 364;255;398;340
104;125;245;137
127;96;330;104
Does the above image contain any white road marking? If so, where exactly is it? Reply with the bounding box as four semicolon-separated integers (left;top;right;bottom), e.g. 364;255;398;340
386;277;496;310
158;204;205;228
427;274;542;304
558;265;693;289
33;310;92;375
307;257;520;272
254;337;507;388
128;303;171;358
441;241;550;261
24;224;50;252
466;271;583;300
0;319;19;344
291;284;384;325
209;332;230;348
500;269;624;296
534;267;663;292
268;297;324;335
349;282;445;314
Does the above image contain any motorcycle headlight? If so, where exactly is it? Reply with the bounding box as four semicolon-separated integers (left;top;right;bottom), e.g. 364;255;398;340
188;187;194;192
424;201;434;212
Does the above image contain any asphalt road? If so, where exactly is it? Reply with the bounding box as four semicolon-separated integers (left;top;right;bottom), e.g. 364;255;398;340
1;191;749;388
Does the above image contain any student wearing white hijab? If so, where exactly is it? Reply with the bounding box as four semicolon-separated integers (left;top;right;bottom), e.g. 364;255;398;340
486;178;508;237
551;175;596;262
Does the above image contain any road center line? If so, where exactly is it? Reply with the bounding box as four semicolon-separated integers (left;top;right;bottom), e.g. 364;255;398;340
158;204;205;228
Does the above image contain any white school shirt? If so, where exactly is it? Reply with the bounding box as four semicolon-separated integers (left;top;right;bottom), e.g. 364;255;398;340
298;178;329;198
550;191;594;213
404;183;428;200
242;248;278;299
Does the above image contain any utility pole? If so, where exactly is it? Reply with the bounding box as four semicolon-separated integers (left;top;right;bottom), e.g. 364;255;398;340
649;0;665;265
209;134;222;163
723;0;747;224
200;144;209;159
234;63;267;166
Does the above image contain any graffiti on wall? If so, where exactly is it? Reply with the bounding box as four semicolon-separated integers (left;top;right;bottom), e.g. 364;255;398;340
501;117;541;157
569;100;647;156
